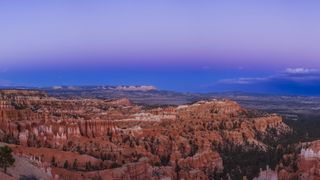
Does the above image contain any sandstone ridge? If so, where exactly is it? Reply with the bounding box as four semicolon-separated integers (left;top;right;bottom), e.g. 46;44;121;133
0;90;291;179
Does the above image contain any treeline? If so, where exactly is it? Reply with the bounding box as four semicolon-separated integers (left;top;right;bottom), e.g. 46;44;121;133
284;114;320;143
211;142;301;180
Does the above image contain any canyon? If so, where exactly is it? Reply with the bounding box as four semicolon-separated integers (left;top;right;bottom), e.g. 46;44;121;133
0;89;295;179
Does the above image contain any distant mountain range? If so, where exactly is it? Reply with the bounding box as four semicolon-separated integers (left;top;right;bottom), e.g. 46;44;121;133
2;85;320;120
41;85;202;105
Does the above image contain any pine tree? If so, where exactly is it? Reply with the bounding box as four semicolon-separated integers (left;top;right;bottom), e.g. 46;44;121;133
73;159;78;170
86;161;92;170
51;156;57;167
64;160;69;169
0;146;15;174
175;161;181;179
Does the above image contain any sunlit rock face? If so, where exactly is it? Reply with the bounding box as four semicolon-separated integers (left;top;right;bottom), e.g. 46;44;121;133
296;141;320;179
0;90;291;179
275;140;320;180
253;166;278;180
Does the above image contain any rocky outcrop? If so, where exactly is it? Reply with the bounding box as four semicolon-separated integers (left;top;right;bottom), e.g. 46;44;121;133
253;166;277;180
0;90;292;179
51;158;152;180
253;115;290;134
78;119;116;138
178;150;223;172
276;140;320;180
177;100;246;120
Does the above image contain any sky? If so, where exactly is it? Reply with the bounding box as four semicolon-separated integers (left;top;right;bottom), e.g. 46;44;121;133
1;1;320;94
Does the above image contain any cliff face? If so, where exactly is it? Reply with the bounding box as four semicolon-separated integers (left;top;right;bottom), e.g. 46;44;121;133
276;140;320;180
175;100;290;148
0;90;291;179
0;90;136;146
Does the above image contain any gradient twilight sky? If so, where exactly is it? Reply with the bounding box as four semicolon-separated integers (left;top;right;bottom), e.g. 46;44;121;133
1;1;320;94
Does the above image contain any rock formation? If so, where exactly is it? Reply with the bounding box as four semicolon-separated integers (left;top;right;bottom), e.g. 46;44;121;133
277;140;320;180
0;90;291;179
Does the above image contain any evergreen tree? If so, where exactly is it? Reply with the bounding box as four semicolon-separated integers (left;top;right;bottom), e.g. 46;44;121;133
0;146;15;173
86;161;92;170
51;156;57;167
175;161;181;179
73;159;78;170
63;160;69;169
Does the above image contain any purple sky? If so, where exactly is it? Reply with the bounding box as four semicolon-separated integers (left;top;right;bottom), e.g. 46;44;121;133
1;1;320;94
